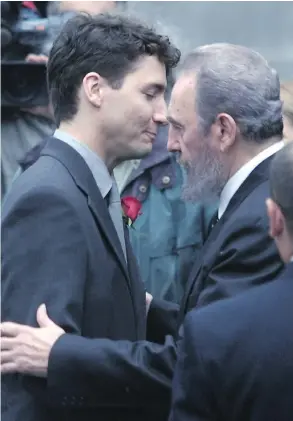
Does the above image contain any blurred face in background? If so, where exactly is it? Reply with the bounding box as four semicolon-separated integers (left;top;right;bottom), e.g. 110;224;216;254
167;73;230;202
59;1;117;14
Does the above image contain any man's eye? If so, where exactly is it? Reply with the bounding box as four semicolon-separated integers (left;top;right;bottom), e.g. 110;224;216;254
170;123;181;131
145;93;155;99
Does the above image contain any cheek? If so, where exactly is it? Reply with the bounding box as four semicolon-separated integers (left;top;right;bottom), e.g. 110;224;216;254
182;130;200;158
136;103;153;126
168;126;180;145
134;94;156;120
136;110;152;127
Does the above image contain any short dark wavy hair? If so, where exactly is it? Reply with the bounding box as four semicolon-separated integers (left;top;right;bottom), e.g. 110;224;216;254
47;13;181;125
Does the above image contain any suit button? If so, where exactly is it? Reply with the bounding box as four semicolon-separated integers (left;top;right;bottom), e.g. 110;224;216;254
139;185;147;193
162;176;170;185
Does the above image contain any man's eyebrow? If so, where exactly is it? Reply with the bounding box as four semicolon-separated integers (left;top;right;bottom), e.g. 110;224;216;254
145;83;166;93
167;115;184;128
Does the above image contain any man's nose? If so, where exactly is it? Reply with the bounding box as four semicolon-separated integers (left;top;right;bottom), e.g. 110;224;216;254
167;127;181;152
153;113;168;126
153;99;168;126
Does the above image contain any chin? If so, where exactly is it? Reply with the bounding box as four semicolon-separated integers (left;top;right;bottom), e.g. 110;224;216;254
134;145;153;159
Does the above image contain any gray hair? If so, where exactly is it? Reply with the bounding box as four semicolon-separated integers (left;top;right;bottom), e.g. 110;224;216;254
180;43;283;143
270;142;293;236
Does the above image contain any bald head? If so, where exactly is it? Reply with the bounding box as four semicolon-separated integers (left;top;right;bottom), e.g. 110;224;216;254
270;142;293;236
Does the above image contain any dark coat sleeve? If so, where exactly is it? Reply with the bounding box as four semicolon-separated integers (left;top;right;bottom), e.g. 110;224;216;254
47;332;178;411
147;298;179;344
45;285;180;410
169;311;215;421
1;186;88;401
196;216;284;308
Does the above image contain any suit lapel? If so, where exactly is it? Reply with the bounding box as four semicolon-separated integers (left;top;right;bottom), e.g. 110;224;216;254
179;155;275;320
40;137;130;283
123;225;147;338
86;195;129;280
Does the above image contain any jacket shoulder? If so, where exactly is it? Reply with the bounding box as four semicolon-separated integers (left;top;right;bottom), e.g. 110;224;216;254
186;272;292;349
3;155;78;216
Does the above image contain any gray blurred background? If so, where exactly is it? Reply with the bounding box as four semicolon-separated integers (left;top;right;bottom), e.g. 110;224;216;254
126;1;293;81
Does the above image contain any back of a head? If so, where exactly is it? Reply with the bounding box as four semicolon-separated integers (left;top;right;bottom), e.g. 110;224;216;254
270;142;293;236
180;43;283;144
47;12;180;125
281;80;293;141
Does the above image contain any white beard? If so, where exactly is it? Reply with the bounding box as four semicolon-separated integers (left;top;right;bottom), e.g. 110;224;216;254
181;142;228;203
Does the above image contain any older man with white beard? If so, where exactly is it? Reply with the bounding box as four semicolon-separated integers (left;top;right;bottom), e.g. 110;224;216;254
169;141;293;421
0;43;285;418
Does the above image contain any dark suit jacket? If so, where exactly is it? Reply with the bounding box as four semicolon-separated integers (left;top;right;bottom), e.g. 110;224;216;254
169;262;293;421
176;154;284;327
1;137;147;421
35;153;284;418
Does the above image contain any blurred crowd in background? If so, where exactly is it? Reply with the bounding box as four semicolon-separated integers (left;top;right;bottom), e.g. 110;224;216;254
1;0;293;304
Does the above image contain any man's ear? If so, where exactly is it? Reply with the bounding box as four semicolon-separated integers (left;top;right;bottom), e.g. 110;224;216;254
82;72;104;108
211;113;237;153
266;198;285;239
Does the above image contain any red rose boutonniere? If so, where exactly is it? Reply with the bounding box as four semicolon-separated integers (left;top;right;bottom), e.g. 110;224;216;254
121;196;142;227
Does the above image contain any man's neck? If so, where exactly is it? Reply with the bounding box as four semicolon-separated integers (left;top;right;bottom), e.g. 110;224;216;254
58;122;114;171
228;137;282;180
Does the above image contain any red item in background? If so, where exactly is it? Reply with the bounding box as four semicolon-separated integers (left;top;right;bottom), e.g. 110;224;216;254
22;1;37;11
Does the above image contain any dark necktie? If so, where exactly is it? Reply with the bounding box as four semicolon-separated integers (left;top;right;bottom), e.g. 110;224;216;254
107;178;127;261
207;211;219;237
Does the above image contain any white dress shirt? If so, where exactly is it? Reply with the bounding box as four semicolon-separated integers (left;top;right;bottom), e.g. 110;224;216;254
218;141;284;219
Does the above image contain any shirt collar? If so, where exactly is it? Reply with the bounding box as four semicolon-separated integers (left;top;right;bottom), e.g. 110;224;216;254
54;129;112;198
218;141;284;219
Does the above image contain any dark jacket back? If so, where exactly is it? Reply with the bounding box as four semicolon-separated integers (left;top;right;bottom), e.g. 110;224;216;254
170;262;293;421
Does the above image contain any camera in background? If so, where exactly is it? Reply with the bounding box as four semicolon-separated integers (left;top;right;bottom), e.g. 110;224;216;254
1;1;74;108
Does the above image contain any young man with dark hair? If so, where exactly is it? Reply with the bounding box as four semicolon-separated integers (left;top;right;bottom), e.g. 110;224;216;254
1;13;180;421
